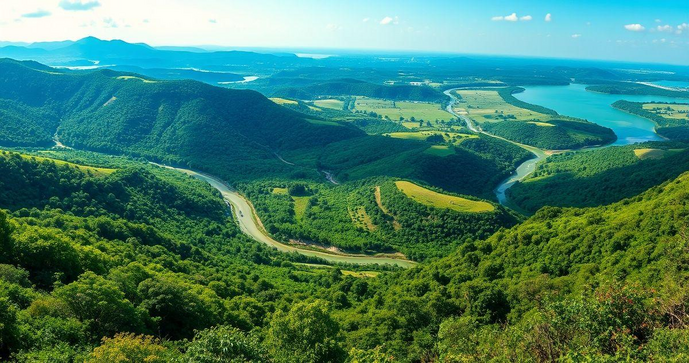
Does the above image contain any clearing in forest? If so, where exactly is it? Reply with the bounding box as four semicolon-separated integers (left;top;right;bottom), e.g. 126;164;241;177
395;180;494;213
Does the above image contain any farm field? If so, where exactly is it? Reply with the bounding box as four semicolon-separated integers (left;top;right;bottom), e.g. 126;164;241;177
384;131;477;144
394;180;494;213
642;103;689;120
634;147;684;160
453;89;553;125
353;96;454;123
313;99;345;110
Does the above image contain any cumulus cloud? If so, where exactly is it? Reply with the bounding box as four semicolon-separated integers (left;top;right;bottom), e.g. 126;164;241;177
545;13;552;22
59;0;101;11
571;34;581;38
656;25;672;32
492;13;518;22
624;23;645;32
379;16;398;25
504;13;518;22
21;10;51;18
678;23;689;35
520;15;532;21
103;17;117;28
362;18;369;23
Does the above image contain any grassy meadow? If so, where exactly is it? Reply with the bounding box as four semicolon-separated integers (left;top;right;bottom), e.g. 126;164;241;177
394;180;494;213
353;96;453;123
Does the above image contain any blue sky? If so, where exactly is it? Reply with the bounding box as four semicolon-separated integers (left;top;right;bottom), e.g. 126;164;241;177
1;0;688;64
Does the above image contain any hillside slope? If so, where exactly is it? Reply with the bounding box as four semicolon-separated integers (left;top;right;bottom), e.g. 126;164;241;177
0;59;361;182
341;170;689;361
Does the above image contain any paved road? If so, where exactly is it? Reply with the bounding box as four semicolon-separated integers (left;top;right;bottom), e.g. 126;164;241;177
153;163;417;268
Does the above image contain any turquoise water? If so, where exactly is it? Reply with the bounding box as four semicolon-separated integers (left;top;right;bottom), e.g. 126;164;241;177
514;83;685;145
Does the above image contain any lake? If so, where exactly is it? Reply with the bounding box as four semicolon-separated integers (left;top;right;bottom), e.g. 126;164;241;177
513;83;685;145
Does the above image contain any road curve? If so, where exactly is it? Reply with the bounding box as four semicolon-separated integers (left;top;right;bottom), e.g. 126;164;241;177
152;163;417;268
444;88;547;209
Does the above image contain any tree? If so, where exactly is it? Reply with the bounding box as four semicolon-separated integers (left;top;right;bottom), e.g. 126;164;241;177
182;325;266;362
53;272;145;340
86;333;179;362
0;212;13;263
267;301;345;363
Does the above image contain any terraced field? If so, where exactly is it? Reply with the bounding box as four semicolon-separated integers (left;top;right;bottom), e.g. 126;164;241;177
394;180;494;213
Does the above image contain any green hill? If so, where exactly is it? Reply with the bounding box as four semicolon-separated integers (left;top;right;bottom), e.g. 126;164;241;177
0;59;361;182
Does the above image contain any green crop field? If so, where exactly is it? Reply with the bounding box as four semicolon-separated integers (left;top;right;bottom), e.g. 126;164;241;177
385;131;477;143
424;145;455;157
353;96;453;123
313;99;345;110
394;181;494;213
642;103;689;120
18;151;116;176
454;89;553;124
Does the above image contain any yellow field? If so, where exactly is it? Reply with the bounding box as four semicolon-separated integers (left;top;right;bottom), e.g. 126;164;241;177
313;99;344;110
116;75;157;83
634;148;684;160
643;103;689;120
454;90;550;124
342;270;380;278
272;187;288;195
15;152;116;176
385;131;477;144
527;121;555;127
293;196;310;221
353;97;453;123
395;181;494;213
269;97;298;105
349;206;376;231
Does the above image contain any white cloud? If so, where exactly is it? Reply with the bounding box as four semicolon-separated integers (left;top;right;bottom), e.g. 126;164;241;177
571;34;581;38
504;13;518;22
326;23;341;31
678;23;689;35
656;25;672;32
380;16;393;25
362;18;369;23
59;0;101;11
520;15;532;21
655;19;662;23
624;23;645;32
492;13;518;22
545;13;552;22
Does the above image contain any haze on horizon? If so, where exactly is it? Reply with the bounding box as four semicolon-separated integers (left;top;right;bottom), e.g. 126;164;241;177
1;0;688;65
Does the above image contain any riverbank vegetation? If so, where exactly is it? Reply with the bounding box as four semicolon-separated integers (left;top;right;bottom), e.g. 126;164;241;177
613;100;689;140
508;141;689;211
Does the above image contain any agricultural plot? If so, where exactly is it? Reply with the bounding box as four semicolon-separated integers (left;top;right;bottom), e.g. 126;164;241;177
26;151;115;176
384;131;477;144
453;90;553;125
353;96;454;123
394;181;494;213
452;89;616;149
634;148;684;160
313;99;345;110
642;103;689;120
269;97;298;105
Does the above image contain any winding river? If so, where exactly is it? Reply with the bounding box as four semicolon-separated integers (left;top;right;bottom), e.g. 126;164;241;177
152;164;417;268
444;89;546;209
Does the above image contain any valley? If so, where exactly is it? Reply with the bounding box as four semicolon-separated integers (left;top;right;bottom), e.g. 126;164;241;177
1;23;689;362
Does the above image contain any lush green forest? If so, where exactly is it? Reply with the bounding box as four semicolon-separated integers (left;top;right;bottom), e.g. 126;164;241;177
587;82;689;98
2;148;689;361
482;119;617;150
239;178;521;261
613;100;689;140
508;142;689;211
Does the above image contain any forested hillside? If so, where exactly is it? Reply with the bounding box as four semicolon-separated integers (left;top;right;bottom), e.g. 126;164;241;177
271;79;445;102
508;142;689;211
2;148;689;361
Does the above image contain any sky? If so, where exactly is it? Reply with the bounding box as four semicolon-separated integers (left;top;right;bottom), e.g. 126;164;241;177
0;0;688;64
